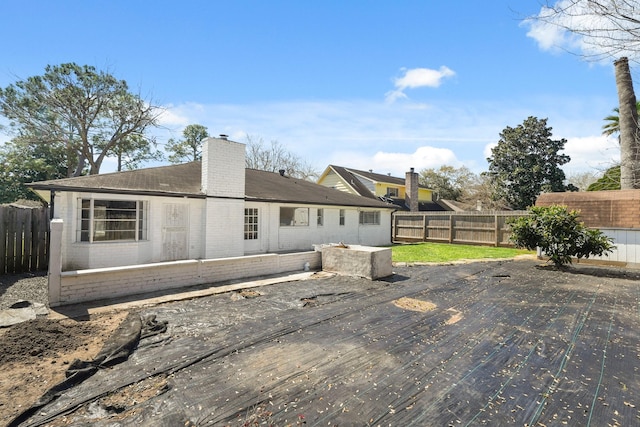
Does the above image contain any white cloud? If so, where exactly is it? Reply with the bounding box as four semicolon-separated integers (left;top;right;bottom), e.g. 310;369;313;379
373;146;460;175
483;142;497;160
563;135;619;173
329;146;460;177
525;17;578;53
149;96;613;178
385;66;455;103
523;0;640;60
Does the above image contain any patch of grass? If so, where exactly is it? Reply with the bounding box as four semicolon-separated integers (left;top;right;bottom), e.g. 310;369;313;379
391;242;534;263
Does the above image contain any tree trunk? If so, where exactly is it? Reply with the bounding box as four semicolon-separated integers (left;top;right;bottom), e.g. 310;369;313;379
614;57;640;189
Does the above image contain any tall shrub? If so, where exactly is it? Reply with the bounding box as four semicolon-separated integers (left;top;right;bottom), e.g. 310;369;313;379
508;205;614;267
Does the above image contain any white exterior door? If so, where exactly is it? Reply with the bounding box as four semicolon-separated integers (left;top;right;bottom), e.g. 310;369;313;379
162;203;188;261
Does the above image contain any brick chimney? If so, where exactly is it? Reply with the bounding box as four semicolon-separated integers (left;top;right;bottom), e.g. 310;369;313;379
201;136;245;197
405;167;419;212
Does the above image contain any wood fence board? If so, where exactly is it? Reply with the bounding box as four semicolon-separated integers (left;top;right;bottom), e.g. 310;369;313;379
392;211;529;247
0;206;49;275
0;208;5;274
6;208;17;273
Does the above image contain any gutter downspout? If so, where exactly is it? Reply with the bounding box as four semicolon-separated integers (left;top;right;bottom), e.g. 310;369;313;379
49;190;55;220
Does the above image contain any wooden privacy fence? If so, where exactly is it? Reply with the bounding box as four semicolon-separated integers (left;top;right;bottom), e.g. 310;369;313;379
392;211;530;247
0;205;50;274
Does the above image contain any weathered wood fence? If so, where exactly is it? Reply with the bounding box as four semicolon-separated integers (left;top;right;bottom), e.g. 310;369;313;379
392;211;530;247
0;205;49;274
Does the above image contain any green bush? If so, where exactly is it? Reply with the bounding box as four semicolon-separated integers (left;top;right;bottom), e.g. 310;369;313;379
507;205;614;267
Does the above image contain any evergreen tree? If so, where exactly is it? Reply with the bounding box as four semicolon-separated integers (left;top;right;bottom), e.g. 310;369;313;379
487;116;574;210
165;124;209;163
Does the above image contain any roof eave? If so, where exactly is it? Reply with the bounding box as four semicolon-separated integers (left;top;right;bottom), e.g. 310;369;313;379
26;184;206;199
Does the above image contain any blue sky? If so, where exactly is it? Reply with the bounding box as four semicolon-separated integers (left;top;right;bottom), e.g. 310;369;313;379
0;0;627;179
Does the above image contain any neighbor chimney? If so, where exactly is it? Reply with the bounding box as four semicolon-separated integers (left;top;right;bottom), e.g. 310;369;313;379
405;167;419;212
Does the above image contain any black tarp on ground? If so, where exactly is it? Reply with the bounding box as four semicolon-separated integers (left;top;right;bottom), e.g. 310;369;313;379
18;260;640;426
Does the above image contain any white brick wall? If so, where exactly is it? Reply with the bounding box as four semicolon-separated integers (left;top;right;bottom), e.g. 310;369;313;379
204;198;245;259
201;137;245;198
55;252;321;305
56;192;207;270
259;204;392;252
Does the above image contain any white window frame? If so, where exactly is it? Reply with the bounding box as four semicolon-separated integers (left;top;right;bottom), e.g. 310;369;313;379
339;209;345;226
317;208;324;226
77;199;148;242
244;208;259;240
280;207;309;226
359;210;380;225
386;187;399;197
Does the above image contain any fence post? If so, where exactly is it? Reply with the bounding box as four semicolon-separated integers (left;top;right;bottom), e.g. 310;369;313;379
422;214;427;241
448;214;454;243
48;219;63;306
494;214;499;247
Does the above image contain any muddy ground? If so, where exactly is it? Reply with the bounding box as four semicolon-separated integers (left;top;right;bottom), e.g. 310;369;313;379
4;259;640;426
0;311;128;424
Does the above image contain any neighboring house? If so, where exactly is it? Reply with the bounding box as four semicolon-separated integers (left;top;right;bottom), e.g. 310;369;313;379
28;137;395;271
317;165;448;211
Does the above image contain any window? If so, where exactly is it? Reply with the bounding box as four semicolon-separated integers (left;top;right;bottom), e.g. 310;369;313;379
359;210;380;225
317;208;324;226
339;209;345;226
244;208;259;240
386;187;399;197
280;207;309;226
78;199;147;242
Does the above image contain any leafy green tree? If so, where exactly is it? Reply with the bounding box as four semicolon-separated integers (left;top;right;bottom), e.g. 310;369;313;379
587;165;621;191
602;102;640;139
0;63;161;176
508;205;614;268
165;124;209;163
111;133;164;171
419;165;476;201
486;116;574;210
0;136;70;202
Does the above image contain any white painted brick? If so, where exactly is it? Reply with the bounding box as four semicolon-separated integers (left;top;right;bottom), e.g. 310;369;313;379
57;252;320;304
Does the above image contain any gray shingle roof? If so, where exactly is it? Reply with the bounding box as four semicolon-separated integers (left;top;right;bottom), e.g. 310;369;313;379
328;165;430;195
28;162;394;209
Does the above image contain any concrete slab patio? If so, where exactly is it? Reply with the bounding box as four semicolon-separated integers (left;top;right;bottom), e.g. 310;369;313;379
16;259;640;426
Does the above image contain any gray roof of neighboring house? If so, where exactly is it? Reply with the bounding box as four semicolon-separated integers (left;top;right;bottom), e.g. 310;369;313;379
327;165;430;196
326;165;447;211
27;162;394;209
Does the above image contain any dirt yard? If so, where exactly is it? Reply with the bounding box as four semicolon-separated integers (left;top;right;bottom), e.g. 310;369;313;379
0;311;128;423
4;259;640;426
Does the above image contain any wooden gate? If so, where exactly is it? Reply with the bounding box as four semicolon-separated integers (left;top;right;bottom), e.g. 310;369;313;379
0;205;49;274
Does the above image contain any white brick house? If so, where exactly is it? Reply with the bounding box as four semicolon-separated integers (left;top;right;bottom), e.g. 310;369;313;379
29;137;395;272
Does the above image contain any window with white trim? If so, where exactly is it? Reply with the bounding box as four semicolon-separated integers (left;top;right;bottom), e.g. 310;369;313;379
244;208;259;240
386;187;399;197
77;199;147;242
280;207;309;226
339;209;345;226
359;210;380;225
317;208;324;226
